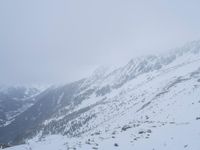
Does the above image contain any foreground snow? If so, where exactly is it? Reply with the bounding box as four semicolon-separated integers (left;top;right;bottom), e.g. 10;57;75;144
6;120;200;150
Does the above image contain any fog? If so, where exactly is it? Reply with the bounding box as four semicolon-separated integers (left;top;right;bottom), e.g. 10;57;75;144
0;0;200;85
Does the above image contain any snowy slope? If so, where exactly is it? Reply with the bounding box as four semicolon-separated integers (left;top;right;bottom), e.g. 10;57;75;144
4;40;200;150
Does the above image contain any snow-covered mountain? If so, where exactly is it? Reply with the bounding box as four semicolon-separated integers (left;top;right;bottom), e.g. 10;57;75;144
0;86;45;127
2;41;200;150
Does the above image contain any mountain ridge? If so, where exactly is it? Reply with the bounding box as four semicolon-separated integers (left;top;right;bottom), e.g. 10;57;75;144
1;40;200;149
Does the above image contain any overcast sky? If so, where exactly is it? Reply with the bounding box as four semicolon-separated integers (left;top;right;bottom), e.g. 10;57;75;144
0;0;200;85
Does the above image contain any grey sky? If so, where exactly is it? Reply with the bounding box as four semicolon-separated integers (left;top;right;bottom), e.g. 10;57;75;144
0;0;200;85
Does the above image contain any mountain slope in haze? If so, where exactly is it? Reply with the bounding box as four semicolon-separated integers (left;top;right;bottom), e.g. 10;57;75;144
0;86;44;127
2;41;200;150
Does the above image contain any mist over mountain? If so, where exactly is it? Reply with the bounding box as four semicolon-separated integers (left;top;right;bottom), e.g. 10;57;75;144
1;0;200;85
